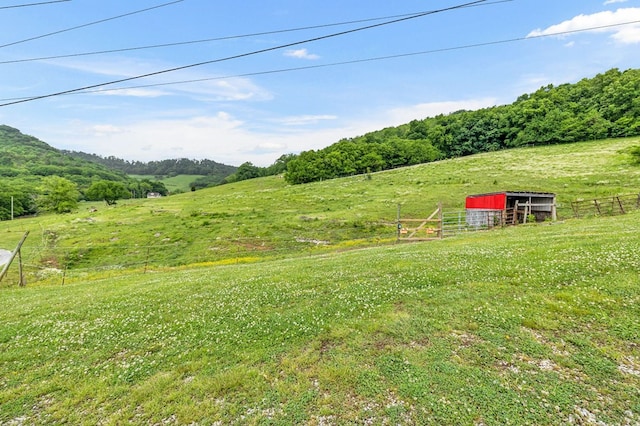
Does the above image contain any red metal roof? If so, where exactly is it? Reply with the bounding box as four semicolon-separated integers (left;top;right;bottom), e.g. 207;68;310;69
466;193;507;210
465;191;556;210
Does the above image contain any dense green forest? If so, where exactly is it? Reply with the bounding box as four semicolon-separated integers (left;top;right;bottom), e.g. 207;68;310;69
284;68;640;184
65;150;237;187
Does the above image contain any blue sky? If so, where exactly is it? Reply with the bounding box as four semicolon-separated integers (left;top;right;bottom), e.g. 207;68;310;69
1;0;639;166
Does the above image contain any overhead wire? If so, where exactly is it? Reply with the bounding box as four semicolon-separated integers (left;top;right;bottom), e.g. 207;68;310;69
0;0;490;107
0;18;637;102
0;0;513;65
0;0;184;49
0;0;70;9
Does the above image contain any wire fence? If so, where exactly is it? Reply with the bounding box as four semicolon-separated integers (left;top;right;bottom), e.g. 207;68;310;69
4;194;636;287
0;231;395;288
441;210;518;237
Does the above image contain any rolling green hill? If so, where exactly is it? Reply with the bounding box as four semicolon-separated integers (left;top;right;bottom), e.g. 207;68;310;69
1;137;639;424
128;174;206;193
284;68;640;184
1;136;639;279
0;125;130;186
0;139;640;425
0;125;135;219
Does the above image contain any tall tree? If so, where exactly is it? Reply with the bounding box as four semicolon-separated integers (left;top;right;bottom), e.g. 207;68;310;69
86;180;130;205
38;176;79;214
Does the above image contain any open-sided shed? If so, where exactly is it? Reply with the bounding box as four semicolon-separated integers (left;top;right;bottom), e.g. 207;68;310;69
465;191;556;227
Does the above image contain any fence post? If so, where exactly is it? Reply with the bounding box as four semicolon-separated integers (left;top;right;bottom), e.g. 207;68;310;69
571;201;580;218
616;196;625;214
438;202;443;239
396;204;401;242
0;231;29;285
18;249;25;287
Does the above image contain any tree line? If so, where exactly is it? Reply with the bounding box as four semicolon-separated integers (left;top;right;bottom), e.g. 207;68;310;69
3;67;640;216
282;68;640;184
65;151;237;186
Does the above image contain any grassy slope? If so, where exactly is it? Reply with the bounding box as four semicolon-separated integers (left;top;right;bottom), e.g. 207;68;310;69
1;211;639;424
0;138;639;424
1;137;639;282
128;174;205;193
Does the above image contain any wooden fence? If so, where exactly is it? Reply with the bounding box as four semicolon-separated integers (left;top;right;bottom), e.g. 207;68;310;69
397;204;443;241
571;193;640;218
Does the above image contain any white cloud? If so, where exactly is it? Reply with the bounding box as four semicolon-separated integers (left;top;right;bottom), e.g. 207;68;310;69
97;88;168;98
43;98;501;166
284;49;320;60
527;8;640;44
604;0;628;4
251;142;288;154
90;124;123;137
49;57;157;78
274;115;338;126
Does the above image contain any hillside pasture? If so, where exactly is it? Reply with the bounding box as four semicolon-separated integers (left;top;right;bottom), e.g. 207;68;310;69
0;137;639;423
0;209;639;424
1;137;639;286
128;174;206;193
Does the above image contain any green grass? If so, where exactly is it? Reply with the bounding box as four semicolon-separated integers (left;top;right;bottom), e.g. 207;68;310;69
2;137;639;284
1;137;640;424
1;211;639;424
128;174;205;193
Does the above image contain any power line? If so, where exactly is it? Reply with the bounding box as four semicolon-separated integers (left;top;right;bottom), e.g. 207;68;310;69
0;0;184;49
1;18;637;103
0;0;70;9
0;0;490;107
0;0;513;65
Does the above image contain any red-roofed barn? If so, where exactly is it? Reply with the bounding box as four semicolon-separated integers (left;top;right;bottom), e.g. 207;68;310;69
465;191;557;228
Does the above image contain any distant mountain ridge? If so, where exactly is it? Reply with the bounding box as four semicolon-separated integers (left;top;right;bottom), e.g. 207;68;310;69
63;150;237;181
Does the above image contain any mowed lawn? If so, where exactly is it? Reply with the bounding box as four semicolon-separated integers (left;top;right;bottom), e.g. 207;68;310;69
1;210;639;425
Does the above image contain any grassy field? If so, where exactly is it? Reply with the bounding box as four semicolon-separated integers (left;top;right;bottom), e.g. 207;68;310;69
1;137;639;284
1;211;639;424
1;137;639;424
128;174;205;193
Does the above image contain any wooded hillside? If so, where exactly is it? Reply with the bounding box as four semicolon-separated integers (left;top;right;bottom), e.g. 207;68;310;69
0;125;134;219
64;150;237;184
284;68;640;184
